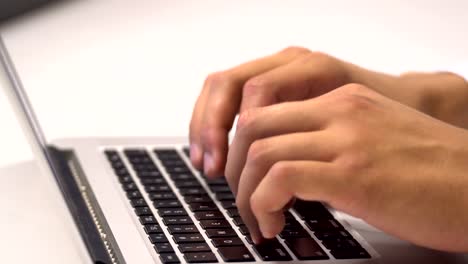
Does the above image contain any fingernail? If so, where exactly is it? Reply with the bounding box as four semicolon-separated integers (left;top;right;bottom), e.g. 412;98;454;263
190;144;202;162
203;152;214;174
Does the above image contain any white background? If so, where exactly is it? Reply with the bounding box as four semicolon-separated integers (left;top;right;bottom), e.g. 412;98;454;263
0;0;467;167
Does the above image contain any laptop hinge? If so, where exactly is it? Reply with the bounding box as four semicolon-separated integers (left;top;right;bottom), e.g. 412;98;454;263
46;146;123;264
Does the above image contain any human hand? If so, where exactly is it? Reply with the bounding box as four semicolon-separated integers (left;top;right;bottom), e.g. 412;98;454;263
230;83;468;252
189;47;468;177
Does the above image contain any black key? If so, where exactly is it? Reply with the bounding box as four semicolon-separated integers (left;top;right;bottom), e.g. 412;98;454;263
212;237;244;247
154;200;182;208
163;216;193;225
220;201;237;209
238;225;250;235
137;170;162;178
118;175;133;183
149;233;169;243
279;229;309;238
168;225;199;234
159;208;188;217
166;166;191;174
322;237;361;251
173;233;205;243
206;178;228;186
294;200;333;220
253;239;292;261
189;202;218;212
216;192;235;201
161;159;186;167
244;236;253;244
141;177;167;185
154;242;175;253
171;173;195;181
130;198;147;207
194;211;225;220
160;253;180;264
331;248;371;259
134;207;152;216
200;219;231;229
226;209;240;217
206;229;237;238
115;167;130;177
122;182;138;191
179;243;211;253
232;217;244;226
126;190;142;199
210;185;232;193
174;180;202;188
139;215;158;225
306;219;343;231
315;230;352;241
154;149;179;156
145;184;171;193
180;188;207;196
284;237;328;260
184;252;217;263
149;192;177;200
218;246;254;262
144;224;163;234
183;147;190;157
185;196;212;203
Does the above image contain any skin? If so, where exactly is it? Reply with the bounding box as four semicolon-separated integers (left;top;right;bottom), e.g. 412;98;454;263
189;47;468;252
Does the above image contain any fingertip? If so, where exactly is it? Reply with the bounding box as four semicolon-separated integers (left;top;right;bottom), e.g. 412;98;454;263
190;144;203;169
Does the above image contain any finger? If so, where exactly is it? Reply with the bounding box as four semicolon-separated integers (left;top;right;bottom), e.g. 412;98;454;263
200;48;309;177
226;99;331;194
235;132;337;241
251;161;339;239
239;52;347;113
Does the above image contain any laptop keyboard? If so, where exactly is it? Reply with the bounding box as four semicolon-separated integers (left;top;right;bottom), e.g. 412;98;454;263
104;147;371;263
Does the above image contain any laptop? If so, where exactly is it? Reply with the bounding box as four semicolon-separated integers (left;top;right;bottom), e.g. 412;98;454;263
2;3;466;261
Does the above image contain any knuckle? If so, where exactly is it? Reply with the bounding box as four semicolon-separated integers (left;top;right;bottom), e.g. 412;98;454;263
335;151;370;177
299;51;331;63
246;139;272;166
243;77;269;96
236;109;259;134
268;161;291;180
340;83;371;95
280;46;311;56
206;71;235;89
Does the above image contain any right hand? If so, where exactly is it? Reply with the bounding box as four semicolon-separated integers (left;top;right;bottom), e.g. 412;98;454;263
189;47;468;177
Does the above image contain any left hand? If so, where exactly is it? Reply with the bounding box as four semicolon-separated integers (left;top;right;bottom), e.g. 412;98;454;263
227;83;468;252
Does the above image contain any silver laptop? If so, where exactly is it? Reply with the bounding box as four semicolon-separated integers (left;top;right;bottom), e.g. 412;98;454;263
4;31;466;263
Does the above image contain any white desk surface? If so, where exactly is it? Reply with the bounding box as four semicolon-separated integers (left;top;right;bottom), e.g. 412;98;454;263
0;0;467;263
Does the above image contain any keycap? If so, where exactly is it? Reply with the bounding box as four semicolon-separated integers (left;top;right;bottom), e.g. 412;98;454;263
284;237;329;260
163;216;193;225
220;201;237;209
154;200;182;208
306;219;343;231
183;147;190;157
189;203;218;211
185;196;212;203
178;243;212;253
315;230;352;240
138;170;162;178
166;166;191;174
160;253;180;264
200;219;231;229
149;192;177;200
218;246;255;262
279;229;309;238
139;215;158;225
226;209;240;217
174;180;202;188
149;233;169;243
232;217;244;226
168;225;199;234
154;242;175;253
145;184;171;192
210;186;232;193
159;208;188;217
141;178;167;185
212;237;244;247
294;200;333;220
180;188;207;196
144;224;163;234
126;190;142;199
238;225;250;235
253;239;292;261
331;248;371;259
173;233;206;243
130;198;147;207
194;211;225;220
118;175;133;183
322;237;361;251
171;173;195;181
206;229;238;238
184;252;218;263
206;178;228;186
217;192;236;201
134;207;152;216
122;182;138;191
162;160;186;167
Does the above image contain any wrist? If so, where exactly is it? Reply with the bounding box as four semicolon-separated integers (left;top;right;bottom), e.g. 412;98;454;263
398;72;468;128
